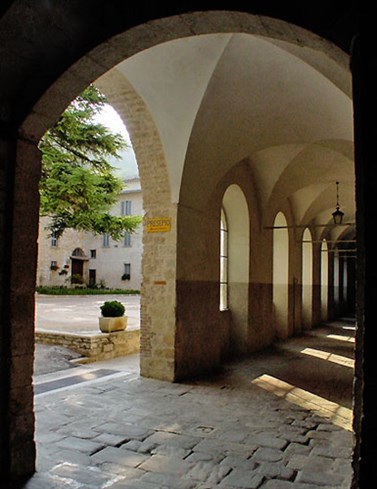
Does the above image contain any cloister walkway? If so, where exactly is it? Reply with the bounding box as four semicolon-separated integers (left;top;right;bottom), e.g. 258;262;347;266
27;317;355;489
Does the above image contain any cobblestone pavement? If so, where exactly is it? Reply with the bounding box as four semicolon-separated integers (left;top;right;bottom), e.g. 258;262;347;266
24;318;354;489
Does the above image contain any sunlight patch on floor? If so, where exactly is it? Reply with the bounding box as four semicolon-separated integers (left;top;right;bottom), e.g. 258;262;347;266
252;374;353;431
300;347;354;368
325;334;355;343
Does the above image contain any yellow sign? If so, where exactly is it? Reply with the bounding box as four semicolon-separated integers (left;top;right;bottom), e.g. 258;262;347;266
146;217;171;233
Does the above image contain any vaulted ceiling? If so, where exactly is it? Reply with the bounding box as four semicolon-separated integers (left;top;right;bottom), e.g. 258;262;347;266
112;31;355;244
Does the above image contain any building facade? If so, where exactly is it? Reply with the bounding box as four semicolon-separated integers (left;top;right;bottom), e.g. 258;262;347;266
37;177;143;290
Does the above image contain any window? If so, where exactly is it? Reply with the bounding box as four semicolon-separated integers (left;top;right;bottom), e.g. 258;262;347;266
124;232;131;247
89;269;96;285
72;247;85;257
122;263;131;280
220;208;228;310
51;232;58;248
121;200;132;216
50;260;58;270
103;234;110;247
90;249;96;259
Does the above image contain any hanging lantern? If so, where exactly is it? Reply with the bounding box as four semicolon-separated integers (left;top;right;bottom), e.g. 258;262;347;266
332;181;344;225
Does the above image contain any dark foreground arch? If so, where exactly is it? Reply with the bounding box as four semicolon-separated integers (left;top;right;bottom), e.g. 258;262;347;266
0;2;375;487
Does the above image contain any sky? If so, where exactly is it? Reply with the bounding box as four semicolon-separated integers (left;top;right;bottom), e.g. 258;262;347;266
96;104;139;179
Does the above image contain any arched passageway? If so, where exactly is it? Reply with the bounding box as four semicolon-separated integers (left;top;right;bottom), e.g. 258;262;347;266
321;239;329;321
302;228;313;329
273;212;289;338
0;3;374;487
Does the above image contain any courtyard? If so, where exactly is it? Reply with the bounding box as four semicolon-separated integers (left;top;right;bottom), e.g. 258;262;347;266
35;294;141;335
34;293;141;374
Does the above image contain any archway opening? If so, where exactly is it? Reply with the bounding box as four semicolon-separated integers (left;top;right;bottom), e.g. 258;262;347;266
333;248;340;314
273;212;289;339
1;8;359;485
34;98;144;372
321;239;329;322
302;228;313;329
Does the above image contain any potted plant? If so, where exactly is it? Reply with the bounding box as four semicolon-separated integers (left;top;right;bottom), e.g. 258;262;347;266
99;300;127;333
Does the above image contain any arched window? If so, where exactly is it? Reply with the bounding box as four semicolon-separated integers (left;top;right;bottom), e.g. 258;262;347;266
72;247;85;257
334;248;340;309
222;185;250;354
220;208;228;311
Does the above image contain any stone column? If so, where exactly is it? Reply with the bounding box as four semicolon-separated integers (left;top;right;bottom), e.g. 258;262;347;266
140;205;178;381
351;27;376;488
0;135;41;482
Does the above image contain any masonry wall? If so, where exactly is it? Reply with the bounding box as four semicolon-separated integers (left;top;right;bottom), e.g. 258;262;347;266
36;329;140;361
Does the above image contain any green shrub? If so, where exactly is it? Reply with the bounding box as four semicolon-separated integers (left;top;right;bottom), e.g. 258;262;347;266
100;300;125;317
71;274;85;284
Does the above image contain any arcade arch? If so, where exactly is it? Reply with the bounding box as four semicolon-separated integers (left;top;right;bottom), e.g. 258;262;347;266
273;212;289;339
0;5;362;483
302;228;314;329
17;5;355;402
321;239;329;321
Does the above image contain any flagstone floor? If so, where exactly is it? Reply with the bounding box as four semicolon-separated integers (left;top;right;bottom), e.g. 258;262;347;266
24;318;355;489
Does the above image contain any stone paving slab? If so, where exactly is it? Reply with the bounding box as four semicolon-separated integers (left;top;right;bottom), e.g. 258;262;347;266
21;319;356;489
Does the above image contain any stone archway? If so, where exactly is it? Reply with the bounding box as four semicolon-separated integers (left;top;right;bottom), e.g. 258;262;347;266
302;228;314;329
93;69;177;381
273;212;290;339
15;10;352;388
0;6;370;486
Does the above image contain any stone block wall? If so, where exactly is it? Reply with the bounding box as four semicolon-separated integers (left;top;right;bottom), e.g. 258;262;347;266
96;71;178;382
35;329;140;362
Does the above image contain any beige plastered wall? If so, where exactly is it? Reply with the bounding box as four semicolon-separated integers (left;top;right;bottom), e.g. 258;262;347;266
175;160;278;379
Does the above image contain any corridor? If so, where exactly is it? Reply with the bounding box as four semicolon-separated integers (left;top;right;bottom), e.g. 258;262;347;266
26;318;355;489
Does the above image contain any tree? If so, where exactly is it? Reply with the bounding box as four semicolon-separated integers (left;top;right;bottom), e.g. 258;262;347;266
39;84;141;239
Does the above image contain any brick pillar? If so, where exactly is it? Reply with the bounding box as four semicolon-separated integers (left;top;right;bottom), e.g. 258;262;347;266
0;135;41;482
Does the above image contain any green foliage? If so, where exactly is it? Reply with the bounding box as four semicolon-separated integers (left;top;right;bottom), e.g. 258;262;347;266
39;84;142;238
71;274;85;285
100;300;126;317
